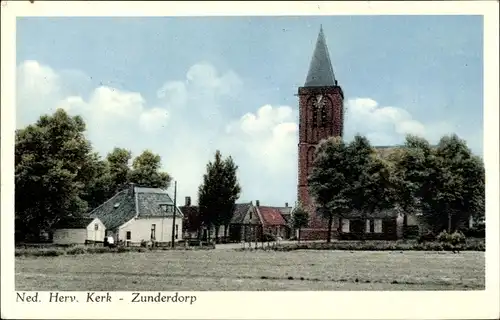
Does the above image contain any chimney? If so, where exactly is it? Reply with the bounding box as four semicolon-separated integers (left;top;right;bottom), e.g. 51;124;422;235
185;196;191;207
285;202;288;207
129;183;135;196
256;200;260;207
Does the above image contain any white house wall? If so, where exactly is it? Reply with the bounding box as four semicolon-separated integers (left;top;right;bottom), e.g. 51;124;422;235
53;229;87;244
86;218;106;242
118;217;183;243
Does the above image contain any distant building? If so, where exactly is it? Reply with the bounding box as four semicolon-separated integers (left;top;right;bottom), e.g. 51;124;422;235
179;197;292;242
89;184;183;245
53;217;105;245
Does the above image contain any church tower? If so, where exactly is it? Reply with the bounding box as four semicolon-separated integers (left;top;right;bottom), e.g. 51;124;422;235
297;26;344;237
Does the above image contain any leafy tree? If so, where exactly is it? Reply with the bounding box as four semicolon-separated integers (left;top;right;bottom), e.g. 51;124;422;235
391;134;485;234
388;136;434;230
198;150;241;242
308;136;351;243
219;156;241;238
425;134;485;232
128;150;171;189
80;152;113;210
291;202;310;243
15;109;93;241
106;147;132;193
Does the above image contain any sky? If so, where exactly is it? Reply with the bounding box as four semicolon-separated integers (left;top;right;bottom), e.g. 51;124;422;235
16;15;484;207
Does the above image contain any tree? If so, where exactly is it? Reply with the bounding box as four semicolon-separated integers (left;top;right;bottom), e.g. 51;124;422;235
391;134;485;234
388;135;435;231
15;109;93;241
106;147;132;193
219;156;241;239
79;152;113;211
128;150;171;189
308;136;351;243
198;150;241;243
291;202;310;243
427;134;485;232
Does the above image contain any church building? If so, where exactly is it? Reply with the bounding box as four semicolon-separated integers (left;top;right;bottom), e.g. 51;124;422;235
296;26;403;241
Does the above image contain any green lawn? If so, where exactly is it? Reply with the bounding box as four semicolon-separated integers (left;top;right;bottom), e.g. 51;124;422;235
15;250;485;291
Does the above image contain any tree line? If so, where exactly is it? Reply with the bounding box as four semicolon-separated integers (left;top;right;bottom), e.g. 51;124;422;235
15;109;172;242
292;134;485;243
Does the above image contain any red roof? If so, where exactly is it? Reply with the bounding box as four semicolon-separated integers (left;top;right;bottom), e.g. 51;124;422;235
257;206;287;226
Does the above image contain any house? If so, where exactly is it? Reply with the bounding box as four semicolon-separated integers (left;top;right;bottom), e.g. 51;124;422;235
254;200;292;240
334;209;400;240
89;184;183;246
228;202;260;242
53;216;106;245
179;197;293;242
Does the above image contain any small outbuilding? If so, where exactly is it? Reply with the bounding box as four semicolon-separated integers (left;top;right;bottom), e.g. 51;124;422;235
53;217;106;245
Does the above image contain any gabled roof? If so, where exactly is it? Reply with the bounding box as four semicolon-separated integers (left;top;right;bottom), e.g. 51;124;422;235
54;217;97;229
257;206;287;226
89;190;136;230
230;202;253;224
135;187;183;218
89;186;182;230
304;25;337;87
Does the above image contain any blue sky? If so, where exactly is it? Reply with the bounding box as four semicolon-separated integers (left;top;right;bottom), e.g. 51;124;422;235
16;15;483;206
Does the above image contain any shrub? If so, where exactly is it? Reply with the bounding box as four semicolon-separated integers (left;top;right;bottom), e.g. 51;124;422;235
66;246;87;255
437;230;466;246
436;230;451;243
34;249;64;257
449;231;466;246
116;246;129;253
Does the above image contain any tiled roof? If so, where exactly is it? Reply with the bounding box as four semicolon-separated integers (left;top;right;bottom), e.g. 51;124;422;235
89;187;182;230
230;202;252;224
257;206;287;226
89;190;136;230
54;217;96;229
135;187;183;218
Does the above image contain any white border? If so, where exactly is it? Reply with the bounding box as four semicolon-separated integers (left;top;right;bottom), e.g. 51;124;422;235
2;1;499;319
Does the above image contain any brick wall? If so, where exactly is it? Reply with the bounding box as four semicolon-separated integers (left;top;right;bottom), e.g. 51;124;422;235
297;85;344;239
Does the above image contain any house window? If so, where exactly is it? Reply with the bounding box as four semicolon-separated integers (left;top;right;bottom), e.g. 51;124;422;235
151;224;156;240
175;224;179;239
249;211;252;220
341;219;350;233
159;203;173;214
126;231;131;240
95;224;99;231
365;220;370;233
374;219;383;233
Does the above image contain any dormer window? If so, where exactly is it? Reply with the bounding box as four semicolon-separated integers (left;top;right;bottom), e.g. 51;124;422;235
159;203;173;214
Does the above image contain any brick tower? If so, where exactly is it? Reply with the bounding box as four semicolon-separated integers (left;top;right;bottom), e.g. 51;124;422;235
297;26;344;240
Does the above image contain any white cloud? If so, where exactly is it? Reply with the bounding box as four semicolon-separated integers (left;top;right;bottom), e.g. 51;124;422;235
345;97;456;146
16;60;482;207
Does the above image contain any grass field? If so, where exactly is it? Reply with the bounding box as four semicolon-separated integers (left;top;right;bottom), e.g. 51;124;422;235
16;250;485;291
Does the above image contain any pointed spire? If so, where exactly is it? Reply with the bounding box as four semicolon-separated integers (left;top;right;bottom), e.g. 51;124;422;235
304;25;337;87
